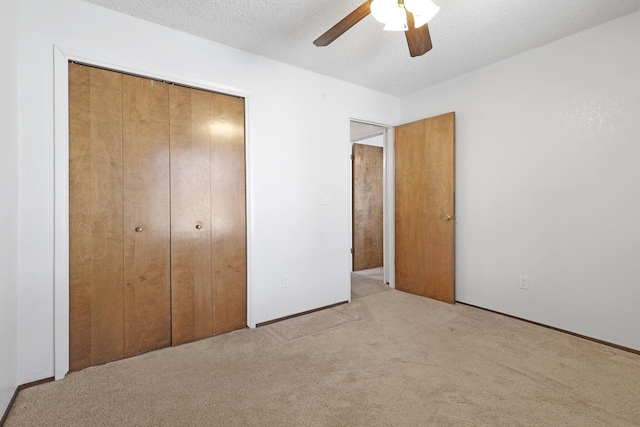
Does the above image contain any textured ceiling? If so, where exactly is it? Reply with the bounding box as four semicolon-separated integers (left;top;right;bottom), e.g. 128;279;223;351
81;0;640;97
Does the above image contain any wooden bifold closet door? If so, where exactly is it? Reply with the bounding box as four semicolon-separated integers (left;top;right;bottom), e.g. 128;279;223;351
69;63;246;371
169;85;247;345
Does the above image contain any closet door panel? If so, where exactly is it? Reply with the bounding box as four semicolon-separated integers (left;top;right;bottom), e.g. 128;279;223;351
170;85;214;345
69;64;124;370
210;94;247;334
122;75;172;356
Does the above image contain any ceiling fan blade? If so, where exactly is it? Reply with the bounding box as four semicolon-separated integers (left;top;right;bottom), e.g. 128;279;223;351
314;1;371;47
405;12;433;57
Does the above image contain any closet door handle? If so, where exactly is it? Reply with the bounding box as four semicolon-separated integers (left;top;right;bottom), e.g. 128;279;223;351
195;224;203;230
135;227;143;232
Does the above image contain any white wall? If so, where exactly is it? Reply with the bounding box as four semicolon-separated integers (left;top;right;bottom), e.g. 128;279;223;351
401;11;640;350
353;134;384;147
16;0;401;383
0;0;20;414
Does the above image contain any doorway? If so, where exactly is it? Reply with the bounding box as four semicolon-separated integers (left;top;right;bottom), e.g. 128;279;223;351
350;120;392;299
349;113;455;305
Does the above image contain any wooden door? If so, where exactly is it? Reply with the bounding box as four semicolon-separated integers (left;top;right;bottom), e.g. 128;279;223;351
170;85;214;345
70;67;172;367
352;143;384;271
169;87;247;340
121;75;172;356
69;64;125;371
210;93;247;335
395;112;455;304
69;64;246;369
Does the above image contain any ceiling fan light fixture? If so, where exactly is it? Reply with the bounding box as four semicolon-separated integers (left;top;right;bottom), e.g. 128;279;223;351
370;0;399;24
382;3;409;31
405;0;440;28
313;0;434;57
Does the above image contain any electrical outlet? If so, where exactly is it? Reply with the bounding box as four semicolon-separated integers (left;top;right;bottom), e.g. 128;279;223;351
519;275;529;290
282;275;289;288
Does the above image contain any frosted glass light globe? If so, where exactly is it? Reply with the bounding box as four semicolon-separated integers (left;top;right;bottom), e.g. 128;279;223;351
405;0;440;28
370;0;398;24
383;4;409;31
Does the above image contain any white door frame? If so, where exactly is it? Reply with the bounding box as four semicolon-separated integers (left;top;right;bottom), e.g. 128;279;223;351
347;118;395;288
53;45;254;380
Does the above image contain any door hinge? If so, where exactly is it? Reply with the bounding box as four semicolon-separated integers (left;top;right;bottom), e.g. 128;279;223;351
351;154;354;161
350;248;355;254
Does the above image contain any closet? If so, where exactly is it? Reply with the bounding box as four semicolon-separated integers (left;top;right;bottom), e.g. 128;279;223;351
69;63;246;371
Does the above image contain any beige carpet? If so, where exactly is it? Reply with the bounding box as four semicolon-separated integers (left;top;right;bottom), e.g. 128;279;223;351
6;274;640;426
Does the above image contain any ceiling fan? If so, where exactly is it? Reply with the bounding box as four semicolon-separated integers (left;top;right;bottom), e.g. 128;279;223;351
313;0;440;57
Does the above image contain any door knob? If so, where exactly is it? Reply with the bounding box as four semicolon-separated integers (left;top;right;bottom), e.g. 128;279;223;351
195;224;203;230
443;215;452;222
135;226;143;232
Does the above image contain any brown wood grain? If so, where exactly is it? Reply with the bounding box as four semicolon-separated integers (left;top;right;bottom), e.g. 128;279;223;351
353;143;384;271
70;66;246;366
169;85;214;345
122;74;172;356
395;112;455;304
405;13;433;57
313;1;371;47
210;93;247;334
69;63;125;371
